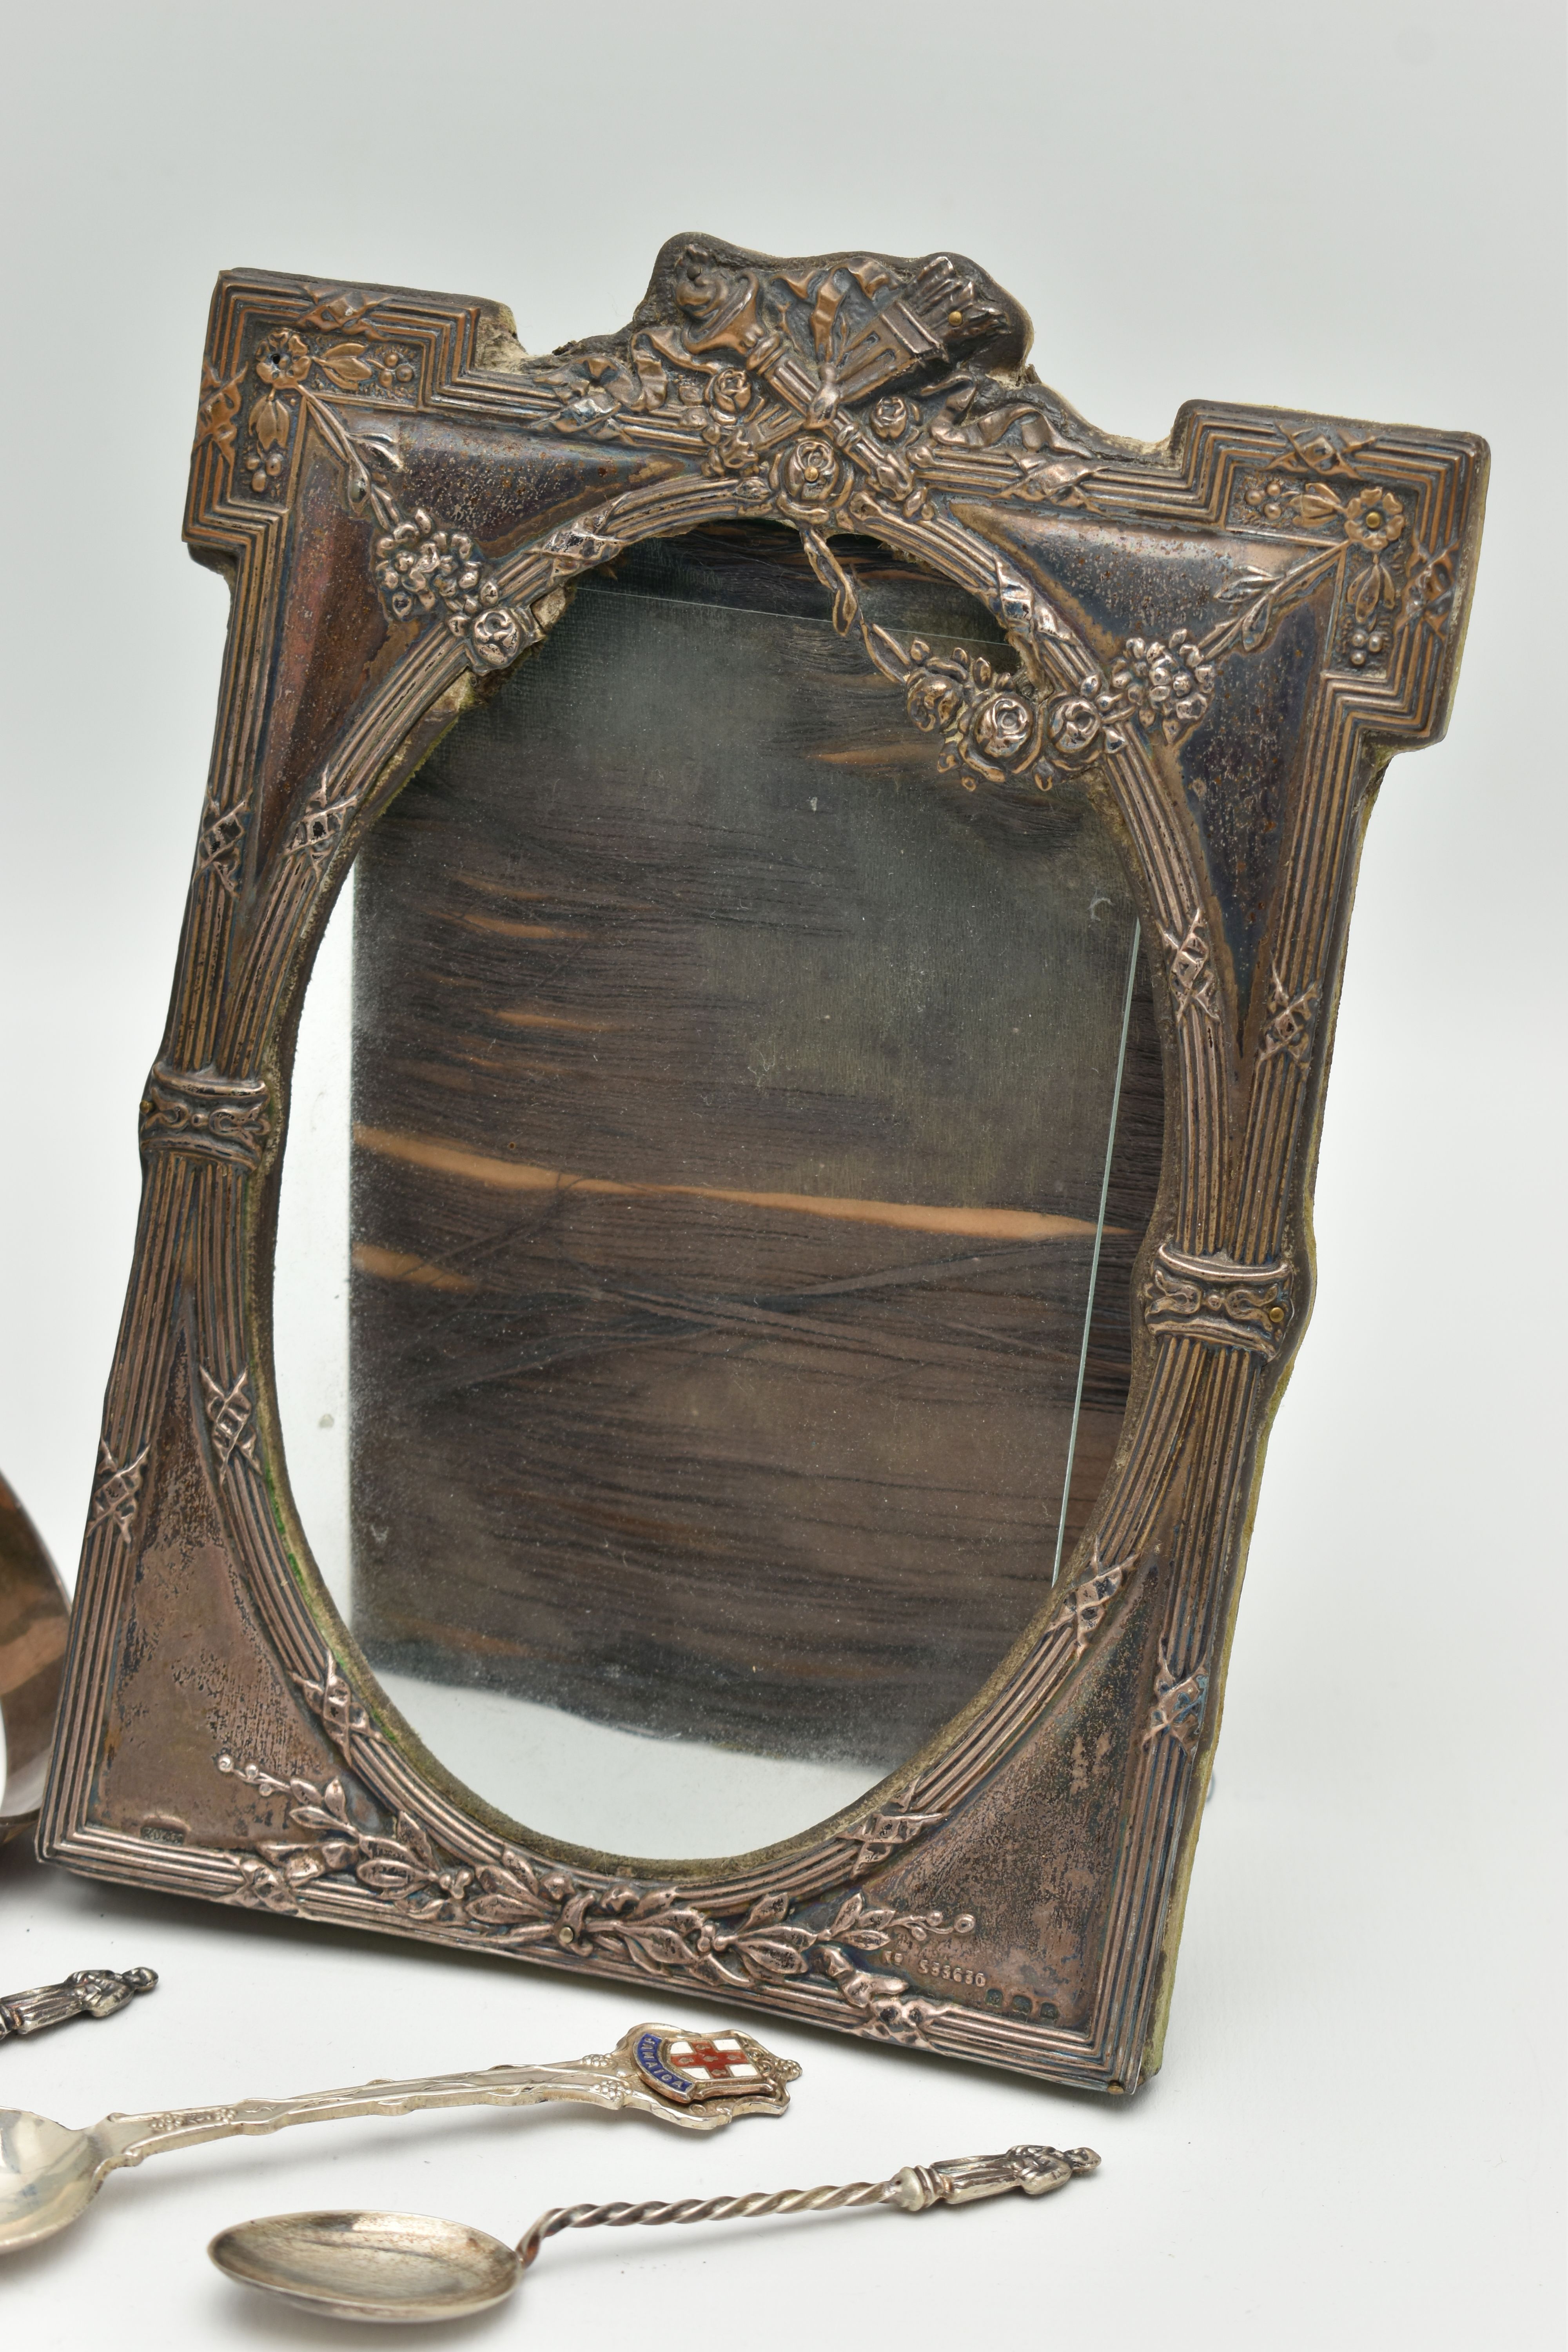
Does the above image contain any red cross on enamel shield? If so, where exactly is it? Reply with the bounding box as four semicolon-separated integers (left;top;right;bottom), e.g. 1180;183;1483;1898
631;2027;768;2102
666;2033;758;2084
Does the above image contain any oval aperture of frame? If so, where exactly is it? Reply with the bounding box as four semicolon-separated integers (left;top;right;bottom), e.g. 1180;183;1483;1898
272;519;1163;1864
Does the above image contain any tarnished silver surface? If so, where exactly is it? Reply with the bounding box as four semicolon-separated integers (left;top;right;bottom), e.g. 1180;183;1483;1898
211;2140;1100;2323
40;238;1487;2094
890;2141;1098;2208
0;2020;797;2256
0;1966;157;2043
209;2210;520;2325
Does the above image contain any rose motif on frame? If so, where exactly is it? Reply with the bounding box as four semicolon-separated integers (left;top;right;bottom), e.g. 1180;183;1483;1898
773;435;845;521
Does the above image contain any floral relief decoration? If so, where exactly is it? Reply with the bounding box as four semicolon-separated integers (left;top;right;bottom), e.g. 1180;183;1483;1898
1234;424;1459;668
193;289;530;674
511;245;1101;524
196;260;1464;783
495;250;1461;771
216;1653;972;2047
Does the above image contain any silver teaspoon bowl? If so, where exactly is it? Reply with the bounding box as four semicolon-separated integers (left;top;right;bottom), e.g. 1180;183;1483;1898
209;2210;520;2324
0;2109;111;2249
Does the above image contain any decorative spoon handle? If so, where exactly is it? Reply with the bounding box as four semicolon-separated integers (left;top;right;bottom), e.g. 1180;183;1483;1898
519;2141;1099;2267
0;1967;157;2042
96;2024;797;2171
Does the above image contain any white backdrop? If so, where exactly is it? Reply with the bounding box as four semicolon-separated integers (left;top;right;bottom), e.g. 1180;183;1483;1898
0;5;1563;2346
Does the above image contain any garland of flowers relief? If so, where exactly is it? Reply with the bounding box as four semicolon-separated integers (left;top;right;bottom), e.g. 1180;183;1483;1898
196;294;526;673
215;1655;971;2046
212;1546;1138;2043
195;254;1462;812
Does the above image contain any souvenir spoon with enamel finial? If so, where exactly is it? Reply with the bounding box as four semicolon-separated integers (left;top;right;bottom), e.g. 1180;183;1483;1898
0;2023;797;2256
209;2141;1101;2324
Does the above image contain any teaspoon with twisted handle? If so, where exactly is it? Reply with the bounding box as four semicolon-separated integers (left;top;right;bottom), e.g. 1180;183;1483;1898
209;2142;1102;2322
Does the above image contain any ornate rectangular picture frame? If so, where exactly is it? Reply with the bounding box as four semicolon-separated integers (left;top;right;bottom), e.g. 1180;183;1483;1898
39;237;1485;2091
